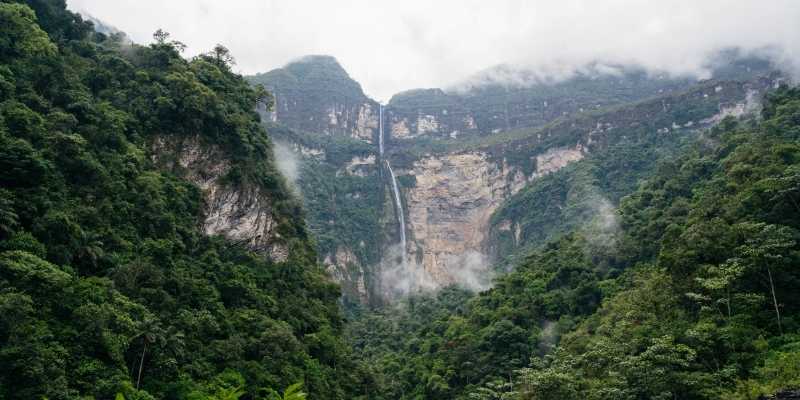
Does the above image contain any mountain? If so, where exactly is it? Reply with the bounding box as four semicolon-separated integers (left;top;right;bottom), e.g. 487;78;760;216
0;2;366;399
347;85;800;400
248;53;783;305
248;55;380;142
386;54;777;140
4;2;799;399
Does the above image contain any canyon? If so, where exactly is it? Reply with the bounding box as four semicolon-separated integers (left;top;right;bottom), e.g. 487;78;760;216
247;54;782;304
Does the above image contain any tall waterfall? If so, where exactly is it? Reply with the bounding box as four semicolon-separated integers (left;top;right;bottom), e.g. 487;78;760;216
378;104;384;156
385;160;407;264
379;104;406;264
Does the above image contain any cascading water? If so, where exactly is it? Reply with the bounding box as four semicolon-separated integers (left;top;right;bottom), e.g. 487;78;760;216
378;104;384;156
385;160;407;265
378;103;406;264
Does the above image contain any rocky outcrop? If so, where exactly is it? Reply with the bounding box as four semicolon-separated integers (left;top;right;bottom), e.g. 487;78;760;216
533;146;585;177
248;55;380;143
387;88;479;139
402;145;589;282
404;152;527;283
245;53;783;302
343;155;376;177
324;246;369;302
151;135;289;262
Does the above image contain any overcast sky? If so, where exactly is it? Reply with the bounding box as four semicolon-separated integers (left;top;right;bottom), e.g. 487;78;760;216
67;0;800;102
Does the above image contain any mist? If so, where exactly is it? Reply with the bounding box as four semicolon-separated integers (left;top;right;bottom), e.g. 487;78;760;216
68;0;800;102
271;141;301;195
379;246;495;299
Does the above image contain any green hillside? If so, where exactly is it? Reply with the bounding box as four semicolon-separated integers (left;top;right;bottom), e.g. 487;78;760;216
0;2;365;399
347;87;800;400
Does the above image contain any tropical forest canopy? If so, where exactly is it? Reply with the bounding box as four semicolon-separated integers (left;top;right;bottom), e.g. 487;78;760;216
1;1;799;400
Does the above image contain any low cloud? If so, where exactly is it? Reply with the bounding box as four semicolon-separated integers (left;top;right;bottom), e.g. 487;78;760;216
271;141;301;194
379;246;494;300
378;244;438;299
68;0;800;102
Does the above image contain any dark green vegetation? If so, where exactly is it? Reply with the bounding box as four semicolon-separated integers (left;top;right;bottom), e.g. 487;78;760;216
265;123;392;304
3;1;799;399
0;1;366;399
347;87;800;399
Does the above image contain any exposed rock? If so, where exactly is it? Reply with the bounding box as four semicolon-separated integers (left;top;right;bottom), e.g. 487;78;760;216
405;152;527;282
354;103;379;142
324;246;369;302
417;115;440;135
343;155;376;177
151;135;288;263
391;118;412;138
292;143;324;158
701;89;761;125
533;145;585;177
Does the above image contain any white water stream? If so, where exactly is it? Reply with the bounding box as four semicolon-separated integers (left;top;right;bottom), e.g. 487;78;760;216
379;104;406;263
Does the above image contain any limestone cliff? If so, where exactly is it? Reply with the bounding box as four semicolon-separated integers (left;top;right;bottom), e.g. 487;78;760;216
151;135;289;262
245;53;783;304
403;152;527;283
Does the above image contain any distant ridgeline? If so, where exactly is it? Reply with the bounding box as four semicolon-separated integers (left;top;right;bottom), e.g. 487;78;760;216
0;1;368;399
247;51;785;305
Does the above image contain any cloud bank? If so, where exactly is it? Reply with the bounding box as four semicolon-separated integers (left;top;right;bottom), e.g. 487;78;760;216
67;1;800;101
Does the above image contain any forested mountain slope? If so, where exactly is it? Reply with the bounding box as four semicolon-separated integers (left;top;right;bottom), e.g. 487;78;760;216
347;87;800;400
0;1;366;399
249;53;781;304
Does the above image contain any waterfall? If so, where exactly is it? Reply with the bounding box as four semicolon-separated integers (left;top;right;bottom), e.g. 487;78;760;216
385;160;407;264
378;104;384;156
378;104;406;263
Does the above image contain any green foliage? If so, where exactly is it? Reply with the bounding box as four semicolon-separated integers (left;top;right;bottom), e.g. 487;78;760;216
263;382;307;400
247;56;374;138
348;86;800;399
0;1;367;399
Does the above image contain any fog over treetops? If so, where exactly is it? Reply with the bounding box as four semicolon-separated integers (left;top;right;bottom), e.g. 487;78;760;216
68;0;800;101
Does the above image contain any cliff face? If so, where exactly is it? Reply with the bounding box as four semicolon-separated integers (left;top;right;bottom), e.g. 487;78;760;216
247;54;783;304
486;76;781;259
403;151;545;283
248;55;380;142
384;56;776;141
151;135;289;262
387;88;479;140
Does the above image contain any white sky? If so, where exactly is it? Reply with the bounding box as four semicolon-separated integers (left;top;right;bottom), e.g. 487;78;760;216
67;0;800;102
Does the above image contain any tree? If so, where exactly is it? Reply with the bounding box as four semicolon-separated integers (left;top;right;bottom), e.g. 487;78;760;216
692;259;746;319
735;222;796;335
0;3;56;58
153;29;170;44
130;317;165;389
263;382;307;400
207;44;236;68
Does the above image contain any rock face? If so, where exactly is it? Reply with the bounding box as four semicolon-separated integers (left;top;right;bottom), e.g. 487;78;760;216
534;146;585;177
246;53;783;303
324;246;369;303
248;55;379;142
404;152;528;283
383;55;777;141
343;155;376;177
388;88;478;139
151;135;289;262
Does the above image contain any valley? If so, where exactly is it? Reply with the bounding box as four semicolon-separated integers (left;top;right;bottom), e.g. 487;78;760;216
248;55;782;304
2;2;799;399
